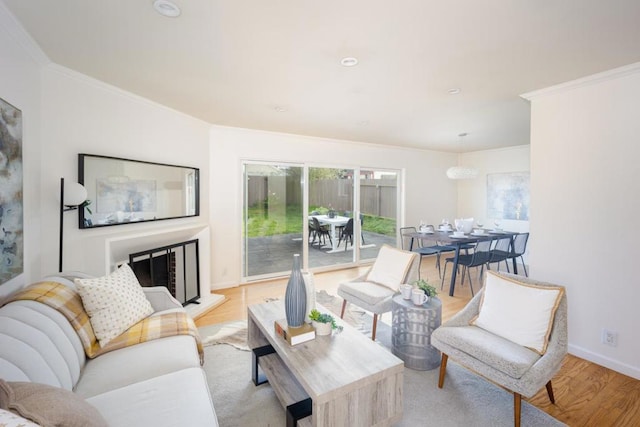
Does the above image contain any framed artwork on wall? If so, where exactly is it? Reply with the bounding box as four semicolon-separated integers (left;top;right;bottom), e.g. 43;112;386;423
0;97;23;284
487;172;530;221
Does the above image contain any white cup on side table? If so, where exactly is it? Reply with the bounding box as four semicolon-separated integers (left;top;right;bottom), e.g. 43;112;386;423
411;289;428;306
400;284;413;300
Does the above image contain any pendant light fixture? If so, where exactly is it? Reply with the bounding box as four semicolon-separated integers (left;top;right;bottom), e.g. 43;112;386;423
446;133;478;180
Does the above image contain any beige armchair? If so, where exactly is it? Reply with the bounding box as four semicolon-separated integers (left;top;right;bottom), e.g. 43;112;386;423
431;271;568;427
337;244;420;340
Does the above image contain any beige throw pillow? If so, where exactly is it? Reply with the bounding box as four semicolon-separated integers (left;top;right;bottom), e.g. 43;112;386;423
75;264;154;347
0;380;107;427
472;271;564;354
366;245;416;291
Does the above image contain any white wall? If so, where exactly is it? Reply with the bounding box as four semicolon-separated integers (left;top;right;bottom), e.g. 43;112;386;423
457;146;531;263
525;63;640;379
0;2;47;297
209;125;458;288
39;65;212;280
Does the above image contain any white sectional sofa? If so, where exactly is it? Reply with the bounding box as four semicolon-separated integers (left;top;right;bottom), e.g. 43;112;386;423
0;273;218;427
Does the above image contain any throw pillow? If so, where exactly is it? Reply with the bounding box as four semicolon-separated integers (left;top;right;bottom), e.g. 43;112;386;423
75;263;154;347
471;271;564;354
366;244;416;291
0;408;40;427
0;380;107;427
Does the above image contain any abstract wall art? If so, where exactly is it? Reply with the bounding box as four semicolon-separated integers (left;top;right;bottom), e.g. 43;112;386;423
487;172;530;221
0;97;23;284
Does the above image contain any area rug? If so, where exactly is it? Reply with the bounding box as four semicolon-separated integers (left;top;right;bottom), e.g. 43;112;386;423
202;342;564;427
199;291;373;351
198;293;565;427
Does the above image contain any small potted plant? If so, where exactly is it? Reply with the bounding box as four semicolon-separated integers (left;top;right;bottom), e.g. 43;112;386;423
413;279;438;302
309;309;342;335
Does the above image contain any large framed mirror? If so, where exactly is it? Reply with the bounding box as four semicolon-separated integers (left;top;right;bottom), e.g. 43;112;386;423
79;154;199;229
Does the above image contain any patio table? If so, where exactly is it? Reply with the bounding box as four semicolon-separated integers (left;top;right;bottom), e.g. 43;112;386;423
310;215;350;252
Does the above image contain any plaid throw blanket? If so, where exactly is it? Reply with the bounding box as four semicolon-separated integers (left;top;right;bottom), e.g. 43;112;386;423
7;281;204;365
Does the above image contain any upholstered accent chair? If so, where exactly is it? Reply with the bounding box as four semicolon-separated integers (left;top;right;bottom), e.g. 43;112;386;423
432;271;567;427
337;244;420;340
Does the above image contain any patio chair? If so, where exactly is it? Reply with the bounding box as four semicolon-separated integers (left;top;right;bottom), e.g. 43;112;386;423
337;244;419;340
338;218;354;251
432;271;567;427
310;217;332;249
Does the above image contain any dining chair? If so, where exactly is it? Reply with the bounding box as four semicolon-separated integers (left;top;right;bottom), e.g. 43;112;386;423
441;237;493;296
402;225;456;279
488;235;512;272
508;232;529;277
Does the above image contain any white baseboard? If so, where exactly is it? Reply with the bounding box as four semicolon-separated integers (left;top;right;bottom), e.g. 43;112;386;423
569;344;640;380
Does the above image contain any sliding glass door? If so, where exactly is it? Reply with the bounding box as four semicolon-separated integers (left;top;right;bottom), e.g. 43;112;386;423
308;167;355;269
242;161;400;280
243;163;303;278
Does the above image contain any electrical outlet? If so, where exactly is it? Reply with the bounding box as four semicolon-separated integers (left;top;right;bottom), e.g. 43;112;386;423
601;329;618;347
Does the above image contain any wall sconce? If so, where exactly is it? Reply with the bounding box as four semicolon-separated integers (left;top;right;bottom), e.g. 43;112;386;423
59;177;87;272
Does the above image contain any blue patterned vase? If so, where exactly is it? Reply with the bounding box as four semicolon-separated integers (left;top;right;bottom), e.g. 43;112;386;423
285;254;306;329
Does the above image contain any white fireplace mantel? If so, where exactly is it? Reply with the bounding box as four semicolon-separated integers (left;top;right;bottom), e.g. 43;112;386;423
100;222;224;318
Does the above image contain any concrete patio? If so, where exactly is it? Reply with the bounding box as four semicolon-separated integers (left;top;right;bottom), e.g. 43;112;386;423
245;231;396;277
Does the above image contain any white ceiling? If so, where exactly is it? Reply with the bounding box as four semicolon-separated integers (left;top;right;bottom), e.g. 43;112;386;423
4;0;640;152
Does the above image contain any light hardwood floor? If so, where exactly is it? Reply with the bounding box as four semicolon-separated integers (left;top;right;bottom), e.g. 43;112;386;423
195;256;640;427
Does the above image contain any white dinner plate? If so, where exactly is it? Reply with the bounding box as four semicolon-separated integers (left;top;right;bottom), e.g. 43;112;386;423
419;231;434;234
451;235;467;238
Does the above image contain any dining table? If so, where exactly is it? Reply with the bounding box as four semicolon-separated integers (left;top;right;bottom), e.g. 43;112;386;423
309;214;350;252
408;228;519;296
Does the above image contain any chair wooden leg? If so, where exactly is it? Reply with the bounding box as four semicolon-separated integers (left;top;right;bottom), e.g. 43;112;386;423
514;393;521;427
545;381;556;404
371;313;378;341
437;354;448;388
340;299;347;318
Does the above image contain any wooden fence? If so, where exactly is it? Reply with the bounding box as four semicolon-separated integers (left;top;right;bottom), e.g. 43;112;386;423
247;176;397;219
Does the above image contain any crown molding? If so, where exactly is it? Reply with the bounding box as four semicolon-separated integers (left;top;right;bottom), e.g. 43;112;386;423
0;1;50;66
521;62;640;101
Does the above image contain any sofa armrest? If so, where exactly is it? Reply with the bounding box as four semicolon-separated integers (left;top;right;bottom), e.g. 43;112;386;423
143;287;183;312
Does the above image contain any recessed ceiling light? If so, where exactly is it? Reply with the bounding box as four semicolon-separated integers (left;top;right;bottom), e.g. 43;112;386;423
274;105;287;113
153;0;181;17
448;88;461;95
340;57;359;67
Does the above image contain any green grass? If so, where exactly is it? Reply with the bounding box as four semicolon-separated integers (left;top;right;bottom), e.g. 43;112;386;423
245;203;396;237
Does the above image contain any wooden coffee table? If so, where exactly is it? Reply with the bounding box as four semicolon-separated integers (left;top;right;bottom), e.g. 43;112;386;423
248;300;404;427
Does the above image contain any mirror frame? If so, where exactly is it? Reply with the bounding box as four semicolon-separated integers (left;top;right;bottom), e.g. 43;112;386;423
78;153;200;229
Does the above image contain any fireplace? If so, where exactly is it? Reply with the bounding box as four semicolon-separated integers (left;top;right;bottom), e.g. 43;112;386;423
129;239;200;306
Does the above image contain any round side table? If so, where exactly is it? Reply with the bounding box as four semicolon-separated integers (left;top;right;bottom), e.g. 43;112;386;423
391;294;442;370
